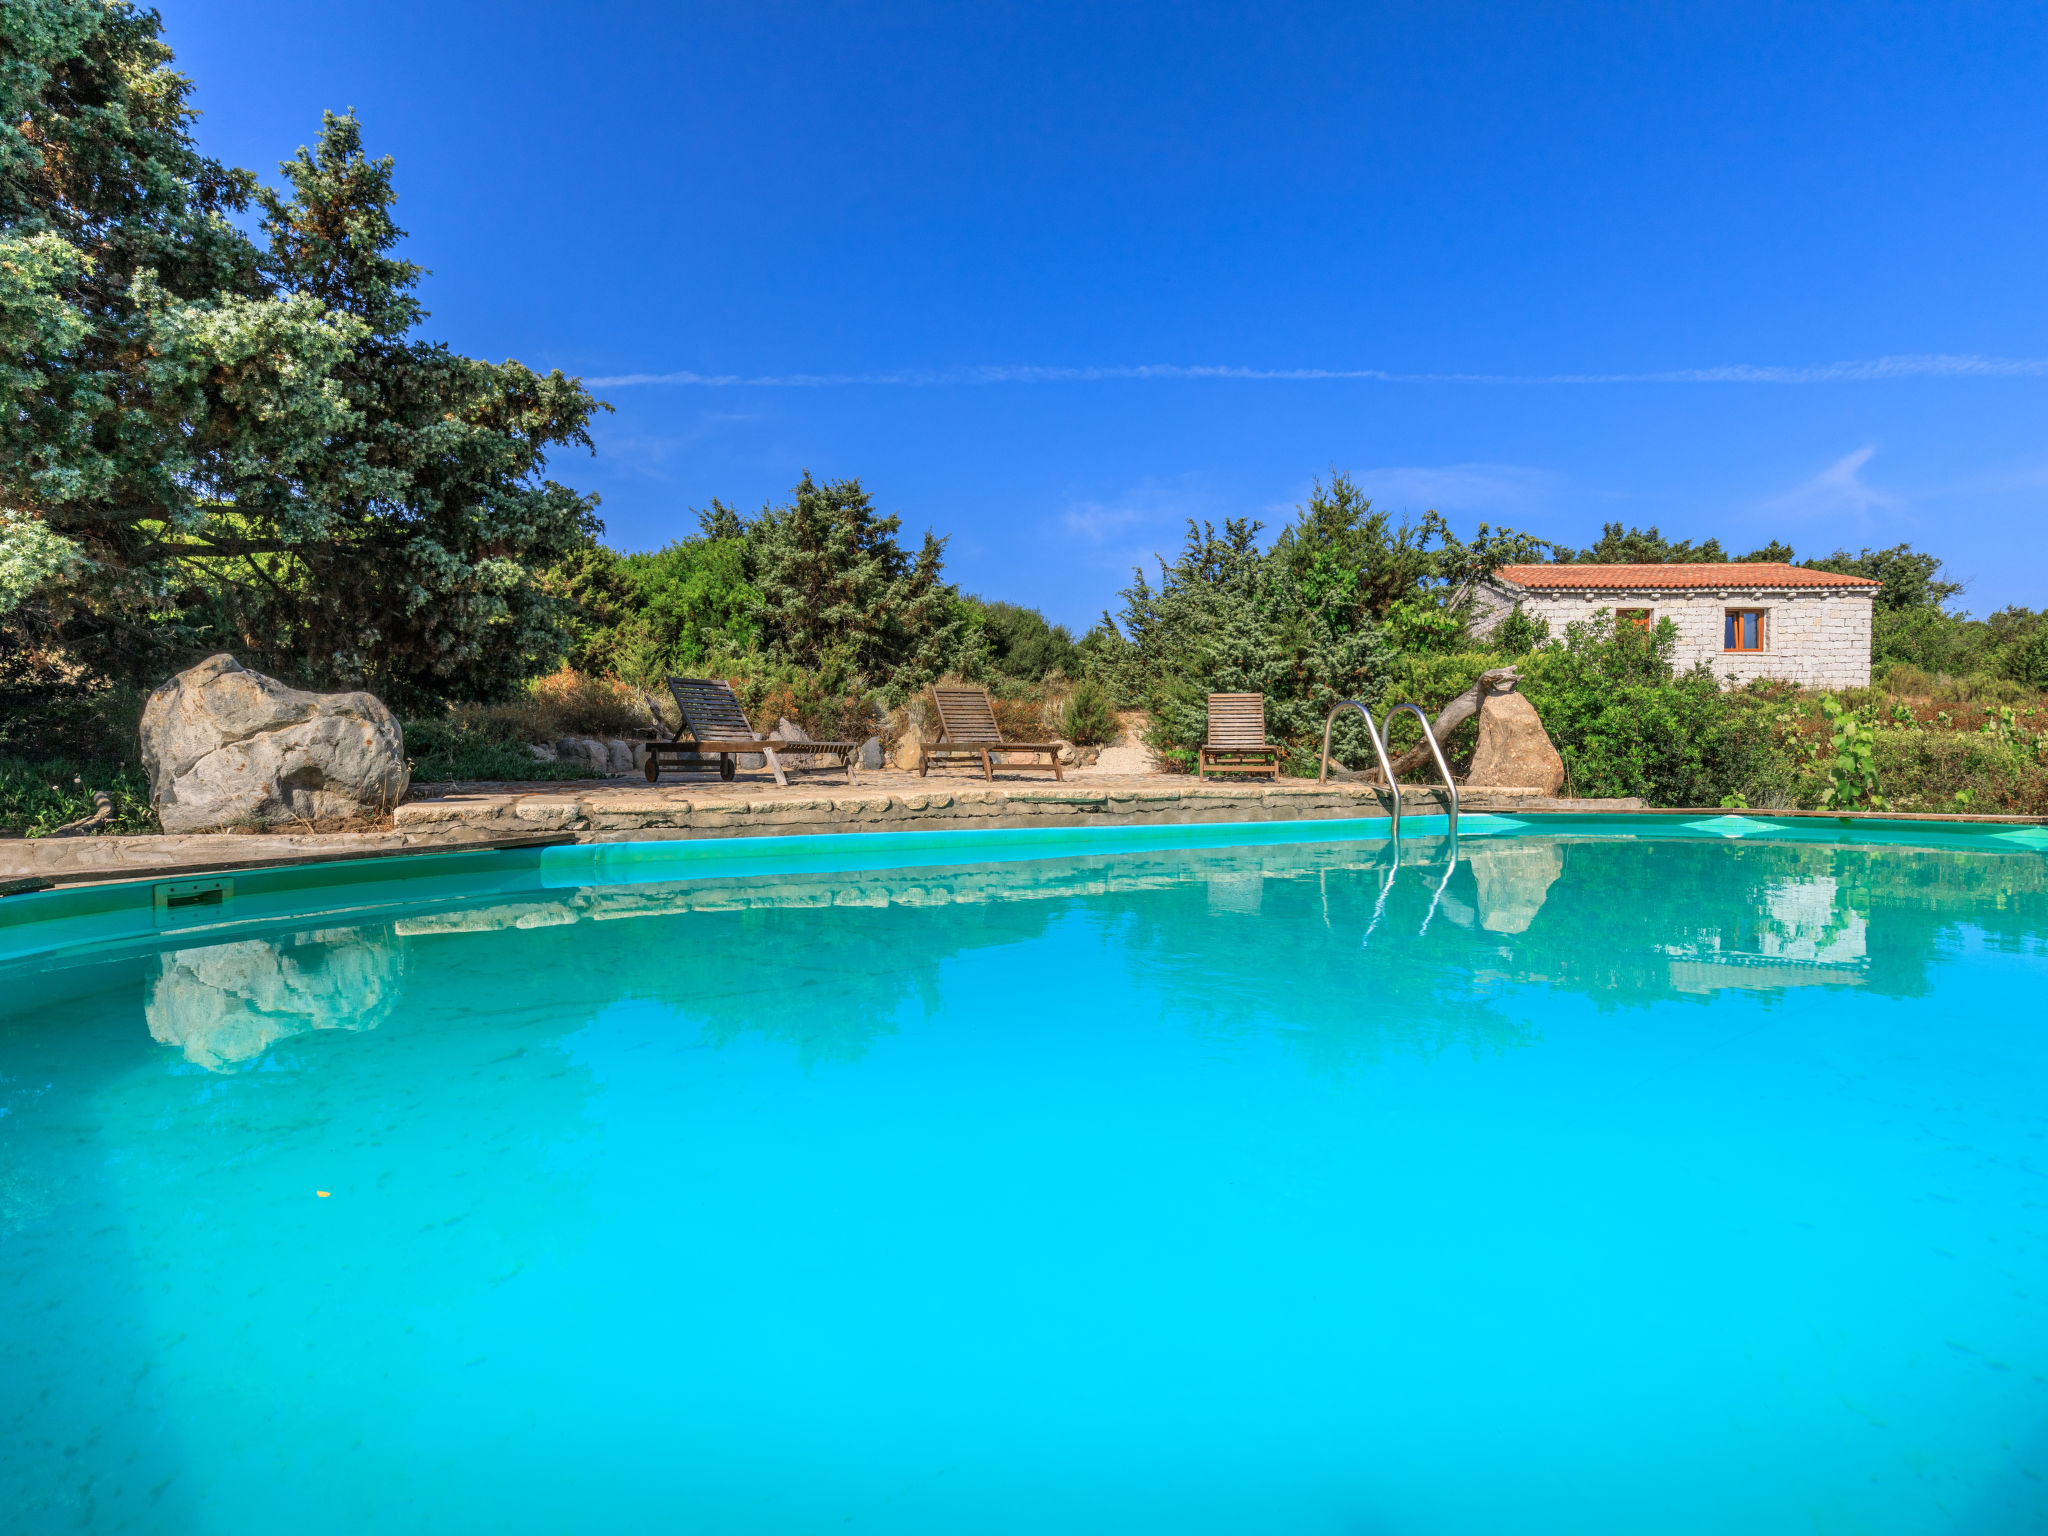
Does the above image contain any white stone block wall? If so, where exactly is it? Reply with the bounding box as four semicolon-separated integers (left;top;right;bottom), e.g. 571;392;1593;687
1469;583;1872;688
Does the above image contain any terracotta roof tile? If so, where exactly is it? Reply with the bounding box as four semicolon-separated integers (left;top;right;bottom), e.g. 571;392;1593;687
1494;562;1881;591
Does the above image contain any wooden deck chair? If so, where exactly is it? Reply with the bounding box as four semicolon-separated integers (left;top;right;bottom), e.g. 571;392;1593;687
1198;693;1279;779
919;685;1064;781
644;677;860;787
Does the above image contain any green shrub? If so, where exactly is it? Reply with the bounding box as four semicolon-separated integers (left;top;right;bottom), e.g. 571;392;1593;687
1515;614;1794;806
1817;695;1885;809
0;758;155;836
1490;607;1551;656
974;600;1082;682
1869;730;2048;815
0;672;146;765
1060;679;1121;745
400;720;602;783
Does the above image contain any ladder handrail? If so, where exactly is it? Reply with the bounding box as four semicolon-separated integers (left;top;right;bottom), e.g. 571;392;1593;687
1318;700;1406;840
1381;702;1459;840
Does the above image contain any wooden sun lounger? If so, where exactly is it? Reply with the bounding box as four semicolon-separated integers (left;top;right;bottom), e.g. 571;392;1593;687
644;676;860;787
1198;692;1279;779
919;685;1064;781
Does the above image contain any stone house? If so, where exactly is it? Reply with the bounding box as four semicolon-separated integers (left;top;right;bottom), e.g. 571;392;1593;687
1469;563;1881;688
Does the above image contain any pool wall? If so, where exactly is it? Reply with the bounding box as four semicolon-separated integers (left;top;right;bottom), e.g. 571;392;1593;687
4;811;2044;968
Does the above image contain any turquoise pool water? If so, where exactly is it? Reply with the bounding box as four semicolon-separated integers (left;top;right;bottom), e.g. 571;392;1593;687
5;818;2048;1534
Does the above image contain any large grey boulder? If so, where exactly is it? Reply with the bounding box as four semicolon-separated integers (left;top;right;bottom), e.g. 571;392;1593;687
1465;690;1566;795
140;655;409;833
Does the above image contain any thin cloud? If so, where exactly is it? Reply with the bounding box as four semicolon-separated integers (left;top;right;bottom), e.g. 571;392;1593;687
1761;446;1900;521
1349;463;1556;516
587;353;2048;389
1057;476;1218;575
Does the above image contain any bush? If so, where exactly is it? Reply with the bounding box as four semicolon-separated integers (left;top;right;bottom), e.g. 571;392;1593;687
975;600;1082;681
1059;679;1121;745
1876;663;2037;705
399;719;603;783
0;666;146;765
1490;607;1551;656
0;758;155;836
1870;730;2048;815
1515;614;1795;806
439;668;654;746
736;669;879;745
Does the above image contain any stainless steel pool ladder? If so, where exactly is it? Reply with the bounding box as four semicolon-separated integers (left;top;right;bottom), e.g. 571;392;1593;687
1316;700;1460;843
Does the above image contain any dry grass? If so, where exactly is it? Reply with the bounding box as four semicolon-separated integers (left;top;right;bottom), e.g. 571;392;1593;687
448;669;655;743
1876;664;2046;707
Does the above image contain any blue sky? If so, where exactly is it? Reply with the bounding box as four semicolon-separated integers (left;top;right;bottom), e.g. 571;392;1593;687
172;1;2046;629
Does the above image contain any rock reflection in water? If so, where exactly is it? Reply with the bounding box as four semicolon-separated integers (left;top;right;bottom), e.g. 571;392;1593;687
1456;839;1564;934
145;926;406;1071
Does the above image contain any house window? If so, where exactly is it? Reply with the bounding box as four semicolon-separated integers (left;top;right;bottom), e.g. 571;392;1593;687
1724;609;1766;651
1616;607;1652;631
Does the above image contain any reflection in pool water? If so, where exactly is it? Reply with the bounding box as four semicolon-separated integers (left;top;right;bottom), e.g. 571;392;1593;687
146;927;407;1070
4;830;2048;1534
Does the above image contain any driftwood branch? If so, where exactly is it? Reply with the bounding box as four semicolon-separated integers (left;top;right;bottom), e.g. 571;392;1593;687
1382;667;1522;779
48;790;114;837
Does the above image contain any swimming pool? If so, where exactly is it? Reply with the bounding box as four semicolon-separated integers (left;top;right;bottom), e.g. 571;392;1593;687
5;815;2047;1534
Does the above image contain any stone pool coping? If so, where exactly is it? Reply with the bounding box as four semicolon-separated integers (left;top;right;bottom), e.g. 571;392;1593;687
2;766;2042;890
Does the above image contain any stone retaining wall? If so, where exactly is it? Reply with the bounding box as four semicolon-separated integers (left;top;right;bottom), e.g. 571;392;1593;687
389;780;1517;839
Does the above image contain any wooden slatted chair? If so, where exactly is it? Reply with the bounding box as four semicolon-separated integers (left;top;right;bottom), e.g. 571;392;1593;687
919;685;1064;782
1198;693;1279;780
644;677;860;787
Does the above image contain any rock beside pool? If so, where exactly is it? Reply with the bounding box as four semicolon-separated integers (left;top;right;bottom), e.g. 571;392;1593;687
555;737;607;773
1465;690;1566;795
887;711;925;771
140;655;409;833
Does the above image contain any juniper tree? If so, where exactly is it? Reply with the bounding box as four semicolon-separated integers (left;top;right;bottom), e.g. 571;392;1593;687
238;111;602;705
0;3;602;709
1107;513;1394;762
1093;473;1561;765
747;472;977;694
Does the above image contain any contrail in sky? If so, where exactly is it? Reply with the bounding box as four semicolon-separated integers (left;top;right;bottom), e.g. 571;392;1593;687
587;353;2048;389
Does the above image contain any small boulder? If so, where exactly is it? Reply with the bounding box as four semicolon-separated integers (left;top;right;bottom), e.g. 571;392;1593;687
887;711;925;771
1465;690;1566;794
140;655;408;833
554;737;609;773
604;739;635;774
769;717;812;742
860;735;884;770
526;742;559;764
